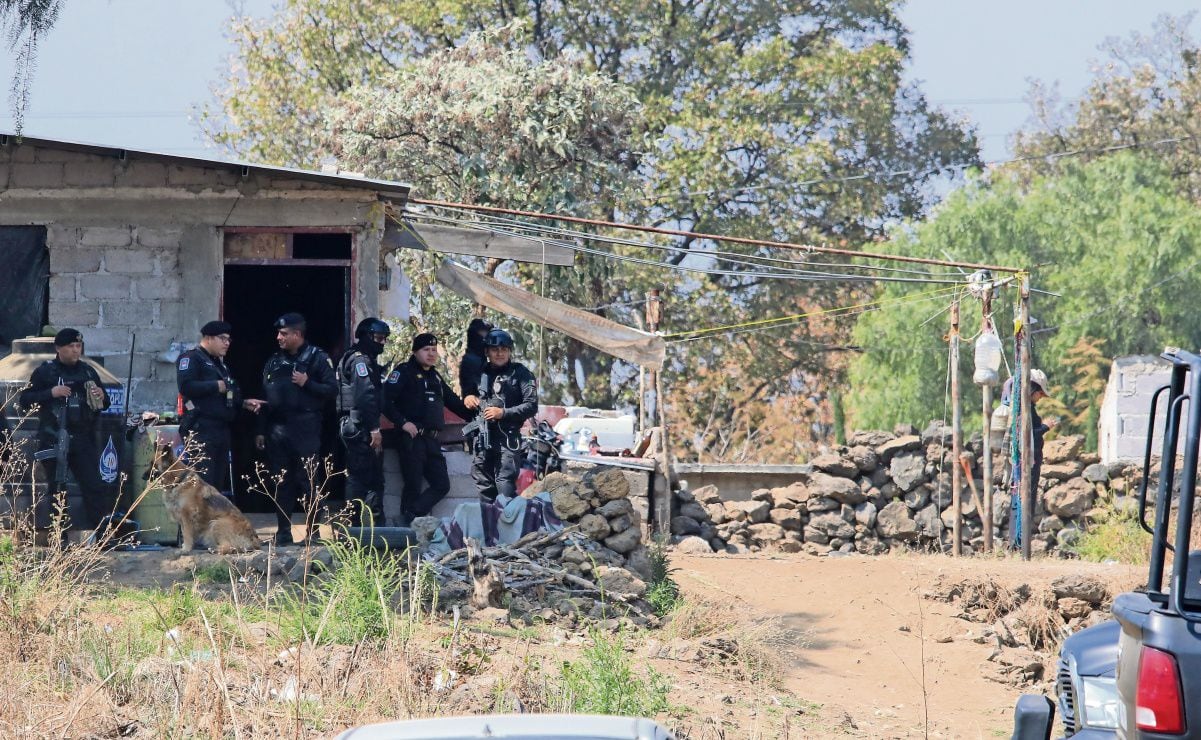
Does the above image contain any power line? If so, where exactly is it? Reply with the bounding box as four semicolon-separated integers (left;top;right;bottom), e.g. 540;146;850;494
414;204;967;280
409;209;966;285
404;198;1023;273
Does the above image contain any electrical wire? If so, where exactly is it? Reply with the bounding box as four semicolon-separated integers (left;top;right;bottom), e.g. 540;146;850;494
406;197;1023;273
664;285;959;342
402;210;966;285
410;203;969;280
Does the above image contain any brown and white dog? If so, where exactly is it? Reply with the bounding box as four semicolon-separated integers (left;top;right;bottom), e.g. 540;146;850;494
148;444;259;554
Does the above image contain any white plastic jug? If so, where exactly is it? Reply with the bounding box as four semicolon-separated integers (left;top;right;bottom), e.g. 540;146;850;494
973;330;1003;386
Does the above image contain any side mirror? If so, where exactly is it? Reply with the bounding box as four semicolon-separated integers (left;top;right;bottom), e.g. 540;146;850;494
1011;693;1055;740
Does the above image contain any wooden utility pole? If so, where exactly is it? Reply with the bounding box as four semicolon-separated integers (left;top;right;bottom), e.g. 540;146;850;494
950;299;963;555
1018;276;1033;560
645;290;672;534
981;289;994;553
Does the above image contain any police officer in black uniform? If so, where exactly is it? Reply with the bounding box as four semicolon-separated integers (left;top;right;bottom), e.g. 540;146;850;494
256;313;338;545
383;333;473;525
338;317;389;526
458;318;492;399
468;329;538;503
20;328;112;529
177;320;264;490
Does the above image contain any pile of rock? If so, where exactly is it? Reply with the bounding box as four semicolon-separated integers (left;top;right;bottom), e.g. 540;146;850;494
423;465;659;629
671;422;1141;556
927;573;1113;687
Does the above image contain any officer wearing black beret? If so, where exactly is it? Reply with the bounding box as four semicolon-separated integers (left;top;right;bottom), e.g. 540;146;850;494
177;320;264;492
20;328;112;529
257;313;337;545
383;332;473;525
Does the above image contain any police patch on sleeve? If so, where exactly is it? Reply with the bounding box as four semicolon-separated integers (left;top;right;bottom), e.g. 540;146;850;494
387;371;400;383
355;362;369;378
178;357;190;371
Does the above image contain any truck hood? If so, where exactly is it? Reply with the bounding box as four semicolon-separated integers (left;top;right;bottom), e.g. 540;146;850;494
1063;619;1120;678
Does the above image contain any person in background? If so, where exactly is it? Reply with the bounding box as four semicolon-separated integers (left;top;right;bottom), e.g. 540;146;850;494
1028;369;1057;488
176;320;263;491
257;313;337;546
458;318;492;401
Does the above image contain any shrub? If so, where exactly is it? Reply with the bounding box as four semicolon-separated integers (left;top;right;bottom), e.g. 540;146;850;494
1069;507;1148;565
275;534;404;645
557;629;671;717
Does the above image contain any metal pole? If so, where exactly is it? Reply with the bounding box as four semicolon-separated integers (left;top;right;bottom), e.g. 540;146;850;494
950;300;962;556
1019;276;1033;560
982;383;994;553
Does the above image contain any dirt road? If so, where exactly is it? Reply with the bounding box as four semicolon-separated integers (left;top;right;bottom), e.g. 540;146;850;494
672;551;1142;739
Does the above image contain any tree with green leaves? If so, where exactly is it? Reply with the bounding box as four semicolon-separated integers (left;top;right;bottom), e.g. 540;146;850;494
849;153;1201;435
1014;13;1201;200
325;28;645;393
205;0;978;459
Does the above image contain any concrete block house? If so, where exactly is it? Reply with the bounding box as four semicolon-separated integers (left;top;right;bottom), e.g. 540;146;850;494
0;133;416;515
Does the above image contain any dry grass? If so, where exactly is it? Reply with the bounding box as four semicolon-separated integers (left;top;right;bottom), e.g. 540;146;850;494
662;594;798;686
0;435;804;738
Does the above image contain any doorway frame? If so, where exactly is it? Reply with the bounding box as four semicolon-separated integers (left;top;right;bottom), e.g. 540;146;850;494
219;226;359;339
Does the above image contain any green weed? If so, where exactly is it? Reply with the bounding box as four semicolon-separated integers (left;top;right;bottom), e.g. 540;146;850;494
192;561;232;585
557;629;671;717
275;534;403;645
645;535;681;616
1069;506;1149;565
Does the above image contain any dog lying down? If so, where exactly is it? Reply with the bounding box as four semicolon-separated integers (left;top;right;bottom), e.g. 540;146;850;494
149;444;260;554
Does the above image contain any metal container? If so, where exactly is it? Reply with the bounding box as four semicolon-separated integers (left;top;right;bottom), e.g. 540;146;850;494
124;424;181;545
0;336;127;529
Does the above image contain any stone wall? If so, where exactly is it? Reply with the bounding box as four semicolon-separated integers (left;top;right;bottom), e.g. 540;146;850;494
670;422;1130;557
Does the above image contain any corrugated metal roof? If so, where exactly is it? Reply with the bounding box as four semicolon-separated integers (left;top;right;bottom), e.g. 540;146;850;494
0;132;411;200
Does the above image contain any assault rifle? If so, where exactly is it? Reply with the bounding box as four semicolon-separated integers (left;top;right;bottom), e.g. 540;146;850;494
460;407;493;452
33;393;70;491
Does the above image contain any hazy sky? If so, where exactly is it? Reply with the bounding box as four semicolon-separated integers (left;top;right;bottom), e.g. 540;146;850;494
0;0;1197;162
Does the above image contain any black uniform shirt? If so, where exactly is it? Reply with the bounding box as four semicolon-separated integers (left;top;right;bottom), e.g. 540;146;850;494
177;346;242;423
383;357;472;431
339;344;384;430
20;358;110;435
260;342;337;422
478;361;538;430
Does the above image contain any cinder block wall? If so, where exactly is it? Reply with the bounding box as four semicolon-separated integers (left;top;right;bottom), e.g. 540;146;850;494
47;223;186;405
1099;355;1171;465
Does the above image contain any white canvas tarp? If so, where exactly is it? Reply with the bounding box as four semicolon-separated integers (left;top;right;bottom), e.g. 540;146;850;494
435;260;665;369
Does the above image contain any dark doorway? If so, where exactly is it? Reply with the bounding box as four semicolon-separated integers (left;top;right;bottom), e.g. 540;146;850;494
0;226;49;346
222;263;350;510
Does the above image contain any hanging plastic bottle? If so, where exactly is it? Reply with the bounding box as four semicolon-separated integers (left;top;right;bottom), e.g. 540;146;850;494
973;329;1003;386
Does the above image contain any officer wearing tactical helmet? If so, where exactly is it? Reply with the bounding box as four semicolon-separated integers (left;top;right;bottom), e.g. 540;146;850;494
177;320;265;491
467;328;538;503
257;313;337;545
337;317;389;526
